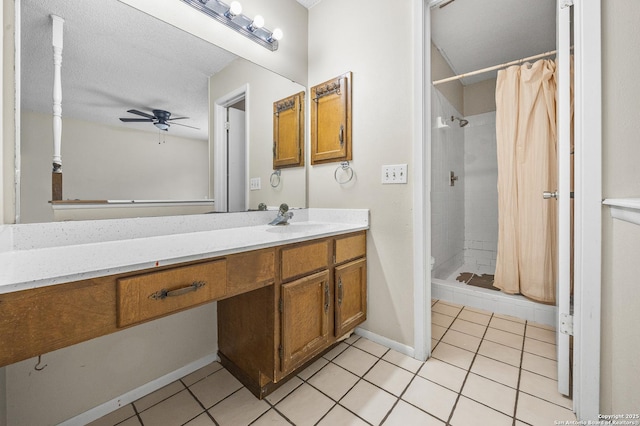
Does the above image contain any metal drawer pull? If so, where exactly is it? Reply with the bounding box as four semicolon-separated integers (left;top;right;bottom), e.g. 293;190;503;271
324;282;330;313
339;124;344;146
149;281;206;300
338;277;343;305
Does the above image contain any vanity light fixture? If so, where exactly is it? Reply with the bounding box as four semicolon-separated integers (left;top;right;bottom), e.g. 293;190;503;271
247;14;264;32
181;0;282;51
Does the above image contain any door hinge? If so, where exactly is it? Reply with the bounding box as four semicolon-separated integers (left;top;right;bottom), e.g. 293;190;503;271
224;121;230;130
279;298;283;313
560;313;574;336
278;344;283;360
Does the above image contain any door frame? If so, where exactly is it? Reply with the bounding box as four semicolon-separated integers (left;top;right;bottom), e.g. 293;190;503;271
212;84;250;212
414;0;602;419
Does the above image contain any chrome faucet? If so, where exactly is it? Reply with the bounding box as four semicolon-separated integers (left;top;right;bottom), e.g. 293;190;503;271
268;203;293;226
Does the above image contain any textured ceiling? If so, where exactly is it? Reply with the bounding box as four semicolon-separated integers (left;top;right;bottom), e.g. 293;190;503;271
21;0;238;141
295;0;323;9
431;0;556;85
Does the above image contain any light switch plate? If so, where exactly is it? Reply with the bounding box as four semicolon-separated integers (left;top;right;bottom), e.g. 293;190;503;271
382;164;408;184
250;177;261;190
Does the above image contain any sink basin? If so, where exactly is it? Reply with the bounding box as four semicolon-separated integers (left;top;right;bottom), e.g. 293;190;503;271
265;223;329;234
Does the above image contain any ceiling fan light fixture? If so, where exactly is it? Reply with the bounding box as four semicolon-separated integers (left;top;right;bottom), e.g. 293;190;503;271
154;122;169;131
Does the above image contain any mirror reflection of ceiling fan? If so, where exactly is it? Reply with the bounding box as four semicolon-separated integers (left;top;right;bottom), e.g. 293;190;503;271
119;109;199;131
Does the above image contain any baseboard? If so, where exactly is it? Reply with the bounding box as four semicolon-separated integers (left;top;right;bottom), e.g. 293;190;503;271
59;353;219;426
355;327;415;359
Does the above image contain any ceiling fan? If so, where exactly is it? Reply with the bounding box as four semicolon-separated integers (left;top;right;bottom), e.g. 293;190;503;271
119;109;198;131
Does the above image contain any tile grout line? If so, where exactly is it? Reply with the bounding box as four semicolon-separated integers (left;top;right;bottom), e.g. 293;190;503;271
310;339;383;426
445;309;495;426
512;320;528;426
179;378;221;426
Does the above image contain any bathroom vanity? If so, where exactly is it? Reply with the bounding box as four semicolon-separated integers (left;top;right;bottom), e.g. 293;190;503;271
218;231;366;397
0;209;368;398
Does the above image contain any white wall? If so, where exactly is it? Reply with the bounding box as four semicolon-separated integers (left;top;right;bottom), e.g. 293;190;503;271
20;110;209;223
308;0;415;346
431;88;465;280
463;111;498;275
600;0;640;414
209;58;306;210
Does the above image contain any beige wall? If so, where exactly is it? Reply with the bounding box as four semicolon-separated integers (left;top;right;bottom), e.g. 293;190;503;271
600;0;640;414
464;78;497;116
431;45;496;117
308;0;415;346
209;58;306;209
431;43;464;115
20;110;209;223
5;304;217;425
119;0;308;86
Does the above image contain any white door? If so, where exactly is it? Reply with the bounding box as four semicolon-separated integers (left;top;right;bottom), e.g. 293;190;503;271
555;0;572;397
227;107;246;212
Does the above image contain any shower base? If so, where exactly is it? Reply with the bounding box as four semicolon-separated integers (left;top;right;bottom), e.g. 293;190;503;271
432;266;556;326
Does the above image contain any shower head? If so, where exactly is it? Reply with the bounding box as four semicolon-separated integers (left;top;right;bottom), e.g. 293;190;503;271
451;116;469;127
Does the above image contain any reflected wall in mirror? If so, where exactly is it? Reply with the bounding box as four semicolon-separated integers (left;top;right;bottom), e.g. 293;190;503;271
19;0;306;223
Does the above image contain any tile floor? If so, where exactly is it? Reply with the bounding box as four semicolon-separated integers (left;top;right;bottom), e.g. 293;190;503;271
90;300;576;426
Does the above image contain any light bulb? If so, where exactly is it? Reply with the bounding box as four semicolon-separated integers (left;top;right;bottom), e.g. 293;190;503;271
271;28;283;41
227;1;242;17
248;14;264;31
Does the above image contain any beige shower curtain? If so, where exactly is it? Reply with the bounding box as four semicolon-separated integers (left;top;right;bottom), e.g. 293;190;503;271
494;59;557;304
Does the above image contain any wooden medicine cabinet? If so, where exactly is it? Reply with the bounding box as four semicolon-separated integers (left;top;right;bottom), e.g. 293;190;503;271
311;72;352;165
273;91;305;169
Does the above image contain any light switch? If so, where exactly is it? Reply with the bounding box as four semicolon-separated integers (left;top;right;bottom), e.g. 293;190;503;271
381;164;408;184
250;177;261;190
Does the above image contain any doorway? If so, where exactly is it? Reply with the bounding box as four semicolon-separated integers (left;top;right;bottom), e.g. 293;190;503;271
213;85;249;212
414;0;602;420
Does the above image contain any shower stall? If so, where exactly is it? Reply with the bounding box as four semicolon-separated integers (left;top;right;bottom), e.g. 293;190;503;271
430;87;556;325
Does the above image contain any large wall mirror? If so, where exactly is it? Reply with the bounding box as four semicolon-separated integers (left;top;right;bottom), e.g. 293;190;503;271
19;0;306;223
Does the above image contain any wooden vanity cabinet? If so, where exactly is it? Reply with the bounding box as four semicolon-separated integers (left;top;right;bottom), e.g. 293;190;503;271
333;233;367;337
0;248;275;368
218;231;367;398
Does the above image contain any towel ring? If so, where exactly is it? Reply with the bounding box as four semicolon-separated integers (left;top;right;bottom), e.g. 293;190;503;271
270;170;281;188
334;161;354;185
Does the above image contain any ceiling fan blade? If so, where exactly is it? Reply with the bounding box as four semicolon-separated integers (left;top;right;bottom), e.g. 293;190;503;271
171;122;200;130
167;116;189;121
119;118;153;122
126;109;156;119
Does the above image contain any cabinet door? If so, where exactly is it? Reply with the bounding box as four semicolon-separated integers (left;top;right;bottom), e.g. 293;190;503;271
280;270;331;374
310;72;352;164
334;258;367;337
273;91;305;168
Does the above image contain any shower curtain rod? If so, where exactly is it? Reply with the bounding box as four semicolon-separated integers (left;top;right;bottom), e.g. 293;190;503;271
432;49;557;86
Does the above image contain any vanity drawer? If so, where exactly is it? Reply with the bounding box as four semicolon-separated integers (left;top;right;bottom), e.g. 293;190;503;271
334;232;366;265
227;249;275;296
117;259;227;327
280;240;330;282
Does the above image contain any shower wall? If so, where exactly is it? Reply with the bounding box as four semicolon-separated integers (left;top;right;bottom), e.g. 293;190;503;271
431;88;465;279
463;112;498;275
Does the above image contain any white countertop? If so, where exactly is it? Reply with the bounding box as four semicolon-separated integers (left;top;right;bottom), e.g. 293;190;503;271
0;209;369;294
